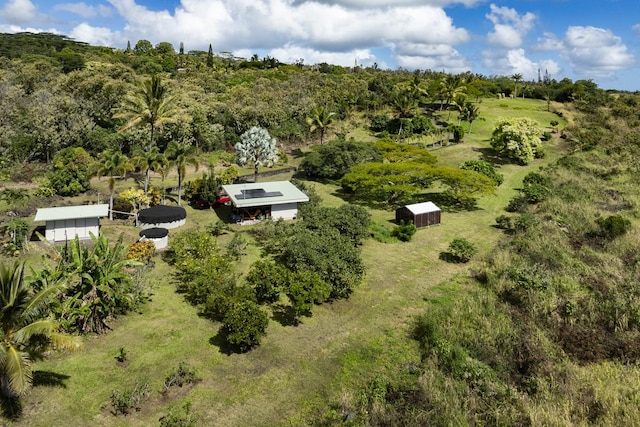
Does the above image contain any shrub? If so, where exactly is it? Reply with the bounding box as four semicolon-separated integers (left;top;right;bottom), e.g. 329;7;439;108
513;214;539;233
48;147;92;196
110;381;150;415
448;237;477;263
392;220;417;242
126;241;155;263
163;363;198;390
370;114;389;132
159;402;200;427
495;215;513;230
460;160;504;186
597;214;631;239
221;300;269;352
245;260;289;305
284;271;331;322
451;125;465;142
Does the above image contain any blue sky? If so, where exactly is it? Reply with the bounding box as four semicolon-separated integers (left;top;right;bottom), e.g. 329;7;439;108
1;0;638;90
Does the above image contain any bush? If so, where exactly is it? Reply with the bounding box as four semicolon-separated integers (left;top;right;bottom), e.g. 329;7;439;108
460;160;504;186
597;215;631;239
221;300;269;352
159;402;200;427
110;381;151;415
370;114;389;132
495;215;513;230
163;363;198;390
245;260;289;304
448;237;477;263
392;220;417;242
126;241;155;263
451;125;465;142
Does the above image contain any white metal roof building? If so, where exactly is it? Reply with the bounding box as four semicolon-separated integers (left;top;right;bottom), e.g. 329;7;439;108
34;204;109;242
221;181;309;221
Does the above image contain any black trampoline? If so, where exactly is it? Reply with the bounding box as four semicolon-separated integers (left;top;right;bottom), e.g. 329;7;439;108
138;206;187;229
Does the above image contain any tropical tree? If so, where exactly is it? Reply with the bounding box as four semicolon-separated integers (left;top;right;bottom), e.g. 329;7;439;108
0;262;79;399
306;106;336;145
439;75;466;118
511;73;523;98
165;141;199;206
459;102;482;133
235;127;279;183
131;146;169;194
112;75;184;150
94;150;134;220
44;234;144;334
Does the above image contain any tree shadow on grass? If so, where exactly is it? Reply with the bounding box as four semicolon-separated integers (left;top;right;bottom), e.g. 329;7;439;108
209;328;236;356
0;395;22;421
270;303;299;327
472;146;513;166
33;370;70;388
439;252;462;263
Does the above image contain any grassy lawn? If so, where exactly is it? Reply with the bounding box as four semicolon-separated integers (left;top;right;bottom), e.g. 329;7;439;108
16;98;569;426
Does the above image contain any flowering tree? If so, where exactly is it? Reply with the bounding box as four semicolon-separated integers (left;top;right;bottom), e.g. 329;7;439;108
235;127;278;182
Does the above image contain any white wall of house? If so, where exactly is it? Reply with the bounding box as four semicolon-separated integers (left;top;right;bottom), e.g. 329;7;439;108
271;203;298;220
46;218;99;242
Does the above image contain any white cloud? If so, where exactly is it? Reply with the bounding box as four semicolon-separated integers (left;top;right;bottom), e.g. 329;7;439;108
70;22;121;47
533;32;564;51
0;0;38;24
563;26;634;78
486;4;536;48
633;23;640;36
482;48;560;81
54;2;114;19
291;0;483;8
268;44;378;68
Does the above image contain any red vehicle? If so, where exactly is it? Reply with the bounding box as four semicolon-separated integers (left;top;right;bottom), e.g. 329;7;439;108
214;194;232;206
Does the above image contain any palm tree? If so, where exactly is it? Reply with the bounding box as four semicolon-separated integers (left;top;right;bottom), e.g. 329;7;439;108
112;75;184;150
94;150;134;220
0;262;78;399
131;146;169;194
391;92;417;135
460;102;483;133
165;141;199;205
511;73;523;99
306;106;336;144
439;75;466;119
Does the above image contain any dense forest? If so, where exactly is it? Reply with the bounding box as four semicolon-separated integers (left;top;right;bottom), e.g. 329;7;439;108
1;32;640;425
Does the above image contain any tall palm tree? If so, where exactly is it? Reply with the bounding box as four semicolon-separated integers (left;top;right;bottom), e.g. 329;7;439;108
131;146;169;194
165;141;199;205
112;75;184;150
306;106;336;144
511;73;523;99
439;75;466;119
94;150;134;220
0;262;78;399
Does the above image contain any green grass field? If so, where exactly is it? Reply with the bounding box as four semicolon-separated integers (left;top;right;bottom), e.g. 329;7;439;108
14;98;569;426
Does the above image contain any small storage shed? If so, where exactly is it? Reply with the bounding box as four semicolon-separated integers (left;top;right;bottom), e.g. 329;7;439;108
138;206;187;229
139;227;169;250
34;204;109;242
221;181;309;223
395;201;441;228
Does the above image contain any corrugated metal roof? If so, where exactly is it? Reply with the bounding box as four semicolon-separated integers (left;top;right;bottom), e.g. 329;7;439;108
222;181;309;208
404;201;440;215
34;204;110;222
